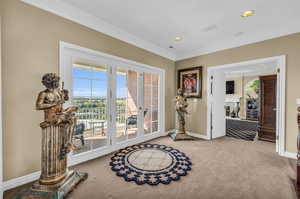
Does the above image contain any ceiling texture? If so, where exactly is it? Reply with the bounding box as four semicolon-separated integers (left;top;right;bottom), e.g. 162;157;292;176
224;61;277;78
22;0;300;60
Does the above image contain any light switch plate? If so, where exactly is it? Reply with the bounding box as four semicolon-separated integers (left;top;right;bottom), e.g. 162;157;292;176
297;99;300;105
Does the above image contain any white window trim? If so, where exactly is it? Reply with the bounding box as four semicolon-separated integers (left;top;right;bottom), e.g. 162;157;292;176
59;41;166;166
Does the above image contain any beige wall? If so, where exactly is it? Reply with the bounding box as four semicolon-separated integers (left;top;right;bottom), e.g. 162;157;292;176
1;0;175;180
176;32;300;154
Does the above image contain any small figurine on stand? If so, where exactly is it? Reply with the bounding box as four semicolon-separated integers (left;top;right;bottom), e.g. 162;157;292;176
13;73;87;199
169;88;194;141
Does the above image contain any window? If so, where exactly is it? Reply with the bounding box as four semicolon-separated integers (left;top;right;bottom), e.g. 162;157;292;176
72;64;108;154
60;42;165;164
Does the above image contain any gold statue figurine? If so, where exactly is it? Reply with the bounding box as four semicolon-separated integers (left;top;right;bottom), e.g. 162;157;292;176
36;73;79;154
170;88;194;141
13;73;88;199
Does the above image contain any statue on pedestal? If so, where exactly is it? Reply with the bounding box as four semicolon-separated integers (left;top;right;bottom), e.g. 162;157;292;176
14;73;87;199
170;88;194;141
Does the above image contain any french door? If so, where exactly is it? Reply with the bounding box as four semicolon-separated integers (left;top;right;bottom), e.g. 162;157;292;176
60;42;164;162
71;64;110;155
112;69;160;144
113;67;141;144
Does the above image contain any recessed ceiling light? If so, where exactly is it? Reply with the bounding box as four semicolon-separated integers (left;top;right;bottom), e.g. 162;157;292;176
175;37;182;41
241;10;255;17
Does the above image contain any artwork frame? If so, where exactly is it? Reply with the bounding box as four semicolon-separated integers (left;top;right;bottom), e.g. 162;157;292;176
177;66;203;98
226;80;235;94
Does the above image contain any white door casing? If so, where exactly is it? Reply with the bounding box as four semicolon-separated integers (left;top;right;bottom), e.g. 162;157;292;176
209;70;226;139
207;55;286;156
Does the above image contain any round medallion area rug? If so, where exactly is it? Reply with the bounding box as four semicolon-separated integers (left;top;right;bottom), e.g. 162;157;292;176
110;144;192;185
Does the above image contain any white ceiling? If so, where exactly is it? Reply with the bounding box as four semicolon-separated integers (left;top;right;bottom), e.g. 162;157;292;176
224;61;277;78
23;0;300;61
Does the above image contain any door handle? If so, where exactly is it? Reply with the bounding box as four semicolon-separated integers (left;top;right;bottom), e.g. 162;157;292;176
273;108;277;111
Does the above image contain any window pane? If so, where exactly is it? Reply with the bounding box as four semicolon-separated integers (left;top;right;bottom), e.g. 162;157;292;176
73;78;91;98
144;73;152;134
91;66;107;80
91;79;107;98
127;70;138;140
152;85;159;108
152;109;158;121
152;74;159;86
143;73;159;134
116;69;138;142
73;67;93;79
151;74;159;126
73;64;107;80
72;64;108;155
152;121;158;132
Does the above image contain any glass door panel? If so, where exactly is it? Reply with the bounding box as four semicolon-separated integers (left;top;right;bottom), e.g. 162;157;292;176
143;73;152;134
71;64;161;155
115;68;138;143
144;73;160;134
151;74;159;133
72;64;108;155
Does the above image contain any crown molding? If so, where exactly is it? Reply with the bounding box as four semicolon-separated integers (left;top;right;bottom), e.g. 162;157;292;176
176;22;300;61
20;0;176;61
19;0;300;62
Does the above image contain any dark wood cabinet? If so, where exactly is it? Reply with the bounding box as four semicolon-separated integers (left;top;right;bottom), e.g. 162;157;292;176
258;75;277;142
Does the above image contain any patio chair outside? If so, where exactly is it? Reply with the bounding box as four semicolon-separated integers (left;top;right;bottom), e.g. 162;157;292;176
125;108;148;132
74;123;85;146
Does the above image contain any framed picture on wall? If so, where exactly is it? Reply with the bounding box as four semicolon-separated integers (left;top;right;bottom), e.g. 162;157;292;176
177;66;203;98
226;80;235;94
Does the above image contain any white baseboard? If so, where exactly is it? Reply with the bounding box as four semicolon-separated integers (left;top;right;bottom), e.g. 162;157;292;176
166;129;210;140
186;132;298;160
3;131;167;191
3;171;41;191
186;131;210;140
281;151;297;159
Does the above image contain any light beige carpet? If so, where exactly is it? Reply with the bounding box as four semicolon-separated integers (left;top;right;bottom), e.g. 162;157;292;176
5;136;297;199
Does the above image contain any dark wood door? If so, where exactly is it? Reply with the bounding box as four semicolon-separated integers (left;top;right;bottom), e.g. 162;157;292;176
258;75;277;142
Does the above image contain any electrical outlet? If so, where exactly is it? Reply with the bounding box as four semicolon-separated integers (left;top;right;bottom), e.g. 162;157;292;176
297;99;300;105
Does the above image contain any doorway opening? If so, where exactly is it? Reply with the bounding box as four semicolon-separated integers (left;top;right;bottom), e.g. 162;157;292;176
225;77;260;141
207;56;286;155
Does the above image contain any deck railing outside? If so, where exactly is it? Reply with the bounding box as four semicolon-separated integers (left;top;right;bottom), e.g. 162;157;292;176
73;97;127;133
